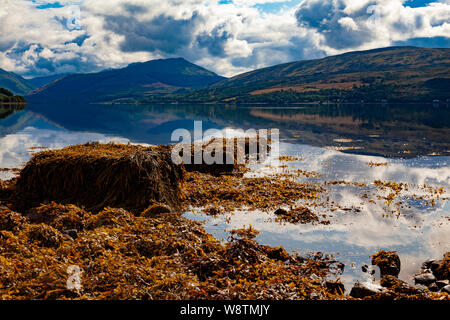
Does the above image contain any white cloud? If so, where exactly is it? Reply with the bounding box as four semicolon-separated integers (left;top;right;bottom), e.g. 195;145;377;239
0;0;448;78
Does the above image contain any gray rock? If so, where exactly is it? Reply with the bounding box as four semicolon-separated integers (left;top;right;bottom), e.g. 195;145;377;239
442;285;450;294
428;283;439;292
436;280;449;289
350;281;386;298
421;259;435;270
414;273;436;286
274;208;288;216
63;229;78;240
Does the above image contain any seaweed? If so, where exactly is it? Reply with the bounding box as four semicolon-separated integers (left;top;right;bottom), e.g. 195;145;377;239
0;202;346;300
13;143;185;214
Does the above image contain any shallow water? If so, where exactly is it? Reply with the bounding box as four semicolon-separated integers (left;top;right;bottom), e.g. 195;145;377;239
1;103;449;291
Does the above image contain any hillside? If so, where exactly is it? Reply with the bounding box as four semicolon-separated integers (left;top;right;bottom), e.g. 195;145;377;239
27;58;225;103
0;69;35;95
152;47;450;104
0;88;26;103
27;73;70;89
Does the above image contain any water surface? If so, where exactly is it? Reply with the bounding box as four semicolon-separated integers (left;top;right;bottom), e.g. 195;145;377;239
1;102;449;290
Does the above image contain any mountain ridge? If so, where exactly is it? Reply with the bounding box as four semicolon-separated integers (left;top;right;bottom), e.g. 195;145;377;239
27;58;226;103
0;69;35;95
155;46;450;104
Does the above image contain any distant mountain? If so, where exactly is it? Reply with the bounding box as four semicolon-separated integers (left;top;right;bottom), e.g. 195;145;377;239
27;74;70;89
0;69;35;95
156;47;450;104
27;58;226;103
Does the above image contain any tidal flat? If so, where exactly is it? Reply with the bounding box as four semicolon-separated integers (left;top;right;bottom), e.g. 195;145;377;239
0;103;449;300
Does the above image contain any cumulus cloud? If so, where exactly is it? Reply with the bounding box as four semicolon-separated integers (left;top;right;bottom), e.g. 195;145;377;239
0;0;448;78
295;0;450;53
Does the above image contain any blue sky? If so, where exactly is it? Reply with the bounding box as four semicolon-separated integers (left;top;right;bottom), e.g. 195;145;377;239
1;0;449;77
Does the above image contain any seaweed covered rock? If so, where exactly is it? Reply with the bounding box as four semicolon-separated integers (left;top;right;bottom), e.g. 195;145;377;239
141;203;172;218
14;143;185;213
26;224;64;248
350;281;386;298
430;252;450;281
27;202;89;232
371;250;401;277
176;136;270;176
0;205;27;232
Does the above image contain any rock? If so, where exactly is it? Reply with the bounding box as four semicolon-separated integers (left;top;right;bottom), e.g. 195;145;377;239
14;143;185;214
380;275;403;288
262;246;290;262
350;281;386;298
64;229;78;239
430;253;450;280
428;283;439;292
421;259;435;270
436;280;449;289
325;281;345;294
362;264;376;275
142;203;172;218
26;224;63;248
274;208;288;216
0;206;27;231
414;272;436;286
441;285;450;294
371;250;401;277
381;275;422;295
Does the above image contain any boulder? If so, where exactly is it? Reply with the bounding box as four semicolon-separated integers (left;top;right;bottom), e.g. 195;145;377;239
177;136;271;176
325;281;345;295
14;143;185;214
380;275;421;295
430;252;450;280
414;272;436;286
436;280;449;289
142;203;173;218
371;250;401;277
350;281;386;298
421;259;435;270
442;285;450;294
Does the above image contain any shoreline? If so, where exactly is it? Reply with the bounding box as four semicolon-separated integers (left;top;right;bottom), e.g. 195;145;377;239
0;142;449;300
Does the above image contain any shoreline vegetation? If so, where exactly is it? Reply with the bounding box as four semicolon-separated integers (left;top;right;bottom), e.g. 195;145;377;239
0;142;449;300
0;88;26;104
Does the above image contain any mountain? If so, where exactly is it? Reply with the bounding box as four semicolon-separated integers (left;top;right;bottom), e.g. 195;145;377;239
27;58;226;103
27;73;70;89
155;47;450;104
0;69;35;95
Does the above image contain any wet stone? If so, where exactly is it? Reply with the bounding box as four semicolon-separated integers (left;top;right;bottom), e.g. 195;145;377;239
436;280;449;289
371;250;401;277
326;281;345;295
64;229;78;239
350;281;386;298
428;283;439;292
274;208;288;216
422;259;436;270
414;273;436;286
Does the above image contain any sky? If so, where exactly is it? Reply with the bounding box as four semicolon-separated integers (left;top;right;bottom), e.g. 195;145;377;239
0;0;449;78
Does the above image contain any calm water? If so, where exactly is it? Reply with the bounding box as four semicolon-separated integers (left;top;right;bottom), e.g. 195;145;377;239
1;103;449;290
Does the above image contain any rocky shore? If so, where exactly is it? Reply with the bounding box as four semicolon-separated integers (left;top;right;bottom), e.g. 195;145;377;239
0;142;448;300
